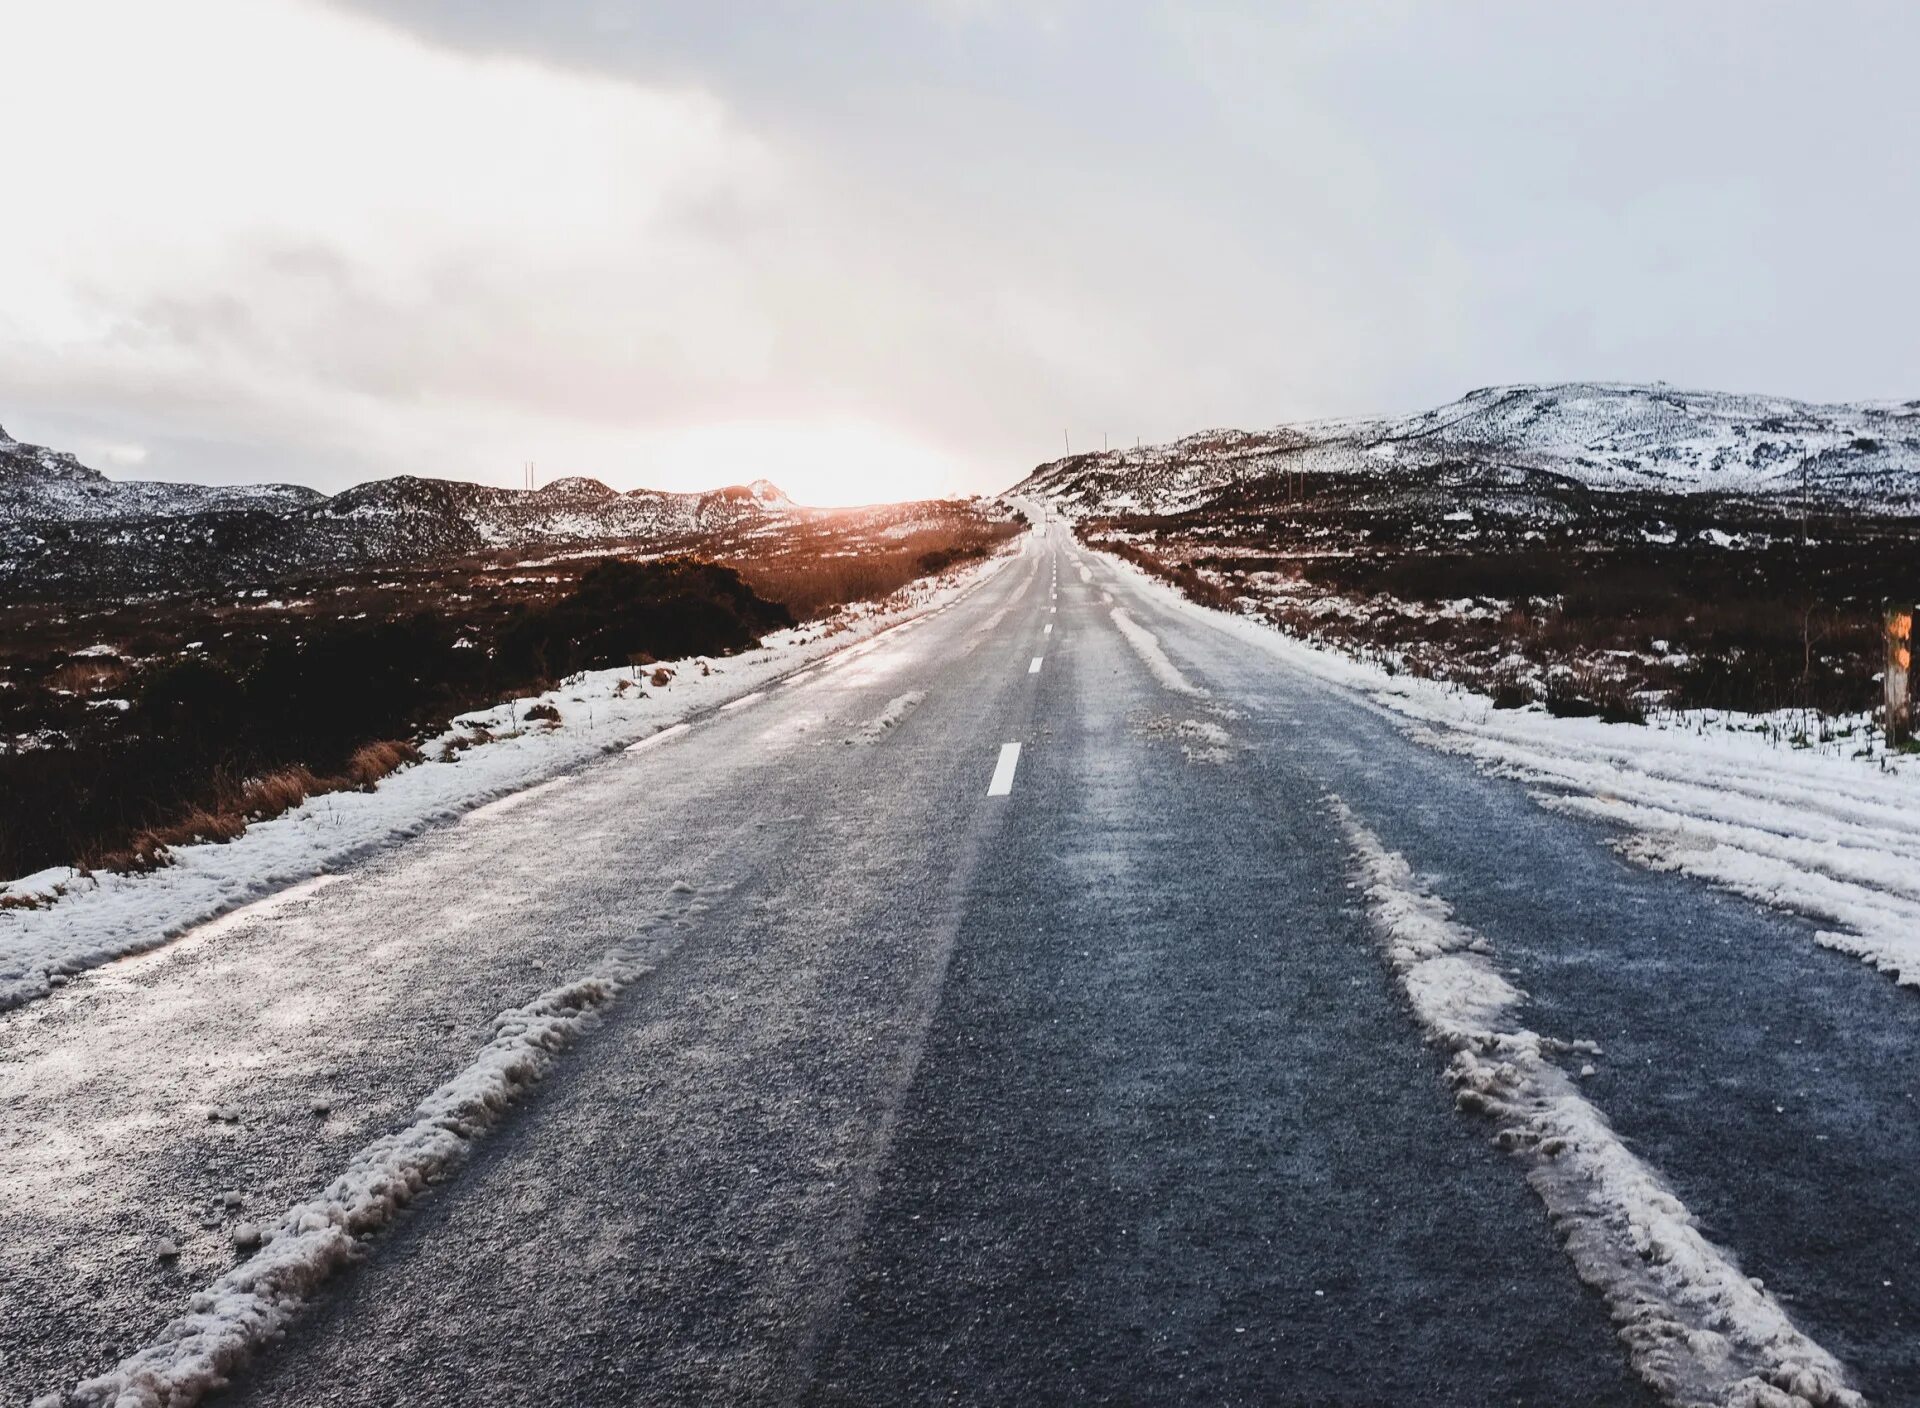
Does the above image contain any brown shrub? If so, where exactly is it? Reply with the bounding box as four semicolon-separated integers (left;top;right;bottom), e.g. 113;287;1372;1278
47;659;131;694
731;518;1019;619
345;739;421;788
522;702;562;725
102;805;251;870
239;765;323;820
93;838;173;873
649;667;674;687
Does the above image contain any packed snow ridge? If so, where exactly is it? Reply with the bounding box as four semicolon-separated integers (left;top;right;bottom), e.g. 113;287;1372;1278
49;940;652;1408
1013;382;1920;516
1335;800;1863;1408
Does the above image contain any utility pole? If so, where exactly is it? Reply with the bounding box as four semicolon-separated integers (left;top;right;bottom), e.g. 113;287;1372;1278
1063;430;1070;456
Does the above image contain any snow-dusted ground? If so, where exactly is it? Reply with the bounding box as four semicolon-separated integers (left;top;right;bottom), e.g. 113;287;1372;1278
1087;546;1920;1000
0;552;1017;1014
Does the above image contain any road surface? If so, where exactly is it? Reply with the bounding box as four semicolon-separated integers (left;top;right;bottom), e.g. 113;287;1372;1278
4;523;1916;1406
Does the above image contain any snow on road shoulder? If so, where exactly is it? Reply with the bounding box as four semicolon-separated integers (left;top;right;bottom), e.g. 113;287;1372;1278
1377;693;1920;993
1091;546;1920;997
1333;798;1863;1408
0;553;1015;1015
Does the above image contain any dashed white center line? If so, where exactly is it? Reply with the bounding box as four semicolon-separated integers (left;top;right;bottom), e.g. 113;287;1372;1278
719;690;766;712
987;742;1022;796
1043;623;1052;635
1028;656;1043;674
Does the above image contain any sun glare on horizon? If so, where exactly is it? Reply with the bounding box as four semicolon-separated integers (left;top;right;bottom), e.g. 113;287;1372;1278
643;420;971;508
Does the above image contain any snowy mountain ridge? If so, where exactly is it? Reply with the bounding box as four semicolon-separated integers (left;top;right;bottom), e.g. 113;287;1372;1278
0;422;324;523
0;422;796;597
1012;382;1920;517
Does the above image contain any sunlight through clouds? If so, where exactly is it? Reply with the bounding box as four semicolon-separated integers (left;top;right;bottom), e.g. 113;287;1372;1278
0;0;964;500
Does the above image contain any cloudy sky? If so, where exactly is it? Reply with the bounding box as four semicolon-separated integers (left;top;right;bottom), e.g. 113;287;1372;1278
3;1;1917;504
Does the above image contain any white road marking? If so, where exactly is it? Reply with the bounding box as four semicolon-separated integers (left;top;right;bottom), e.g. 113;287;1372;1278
986;742;1022;796
719;690;766;712
1028;656;1043;674
1043;623;1052;635
126;876;342;968
625;723;691;753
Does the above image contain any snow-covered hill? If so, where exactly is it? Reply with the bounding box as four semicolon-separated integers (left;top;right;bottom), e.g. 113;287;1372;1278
0;424;324;523
1012;383;1920;517
0;424;795;597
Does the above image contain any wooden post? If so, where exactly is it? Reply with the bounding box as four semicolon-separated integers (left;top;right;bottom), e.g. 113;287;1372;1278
1888;605;1913;747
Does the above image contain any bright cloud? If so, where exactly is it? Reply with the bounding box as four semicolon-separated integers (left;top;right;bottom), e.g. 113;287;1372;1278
0;0;967;499
3;1;1917;502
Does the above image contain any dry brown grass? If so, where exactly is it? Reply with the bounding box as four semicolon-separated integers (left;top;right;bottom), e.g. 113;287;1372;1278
239;764;324;819
729;518;1020;620
3;499;1016;884
345;739;421;787
99;806;249;871
85;741;422;874
46;658;130;694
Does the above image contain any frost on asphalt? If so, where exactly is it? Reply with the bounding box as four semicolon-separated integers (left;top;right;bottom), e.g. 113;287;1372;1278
44;932;662;1408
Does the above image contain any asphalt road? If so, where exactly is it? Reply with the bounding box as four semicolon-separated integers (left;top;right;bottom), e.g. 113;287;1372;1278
6;523;1916;1406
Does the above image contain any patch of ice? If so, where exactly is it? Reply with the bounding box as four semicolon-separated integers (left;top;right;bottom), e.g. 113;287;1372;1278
1111;608;1206;697
857;690;927;743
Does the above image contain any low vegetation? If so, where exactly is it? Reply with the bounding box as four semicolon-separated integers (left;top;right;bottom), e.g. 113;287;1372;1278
1078;474;1915;728
722;517;1016;619
0;499;1017;883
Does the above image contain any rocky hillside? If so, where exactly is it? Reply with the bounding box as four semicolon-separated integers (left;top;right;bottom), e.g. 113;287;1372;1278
1011;383;1920;517
0;423;793;599
0;424;323;523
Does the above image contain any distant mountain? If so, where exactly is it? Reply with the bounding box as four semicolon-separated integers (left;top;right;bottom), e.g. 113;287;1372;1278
0;423;324;523
1010;383;1920;517
0;423;793;599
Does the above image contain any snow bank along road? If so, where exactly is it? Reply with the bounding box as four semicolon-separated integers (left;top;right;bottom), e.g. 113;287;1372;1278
6;522;1918;1407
